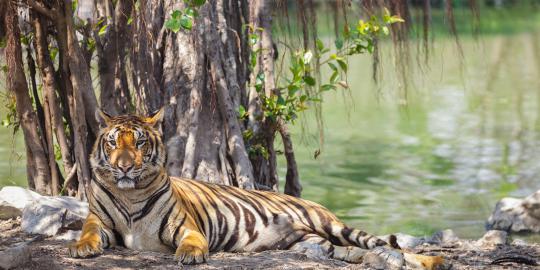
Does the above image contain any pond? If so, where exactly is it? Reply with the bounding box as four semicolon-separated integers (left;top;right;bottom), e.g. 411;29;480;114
277;31;540;241
1;22;540;242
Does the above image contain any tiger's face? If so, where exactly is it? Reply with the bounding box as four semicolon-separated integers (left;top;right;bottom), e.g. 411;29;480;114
90;109;166;189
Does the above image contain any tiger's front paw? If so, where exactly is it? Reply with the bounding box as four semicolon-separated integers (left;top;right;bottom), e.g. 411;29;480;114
175;242;209;265
68;238;103;258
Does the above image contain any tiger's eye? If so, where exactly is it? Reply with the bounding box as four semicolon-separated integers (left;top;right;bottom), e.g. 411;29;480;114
136;140;146;148
108;140;116;148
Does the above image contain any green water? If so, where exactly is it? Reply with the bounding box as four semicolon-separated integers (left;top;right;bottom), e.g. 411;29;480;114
278;32;540;240
2;29;540;242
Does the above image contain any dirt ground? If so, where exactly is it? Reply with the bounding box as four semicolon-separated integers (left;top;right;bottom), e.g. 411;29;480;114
1;218;539;270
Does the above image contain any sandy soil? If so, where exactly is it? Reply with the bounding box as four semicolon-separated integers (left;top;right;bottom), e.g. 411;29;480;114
1;218;538;270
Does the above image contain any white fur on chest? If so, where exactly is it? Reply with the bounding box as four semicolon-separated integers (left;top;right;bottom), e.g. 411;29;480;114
119;220;170;253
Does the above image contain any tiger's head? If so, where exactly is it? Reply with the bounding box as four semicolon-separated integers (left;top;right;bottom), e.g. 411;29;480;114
90;109;166;190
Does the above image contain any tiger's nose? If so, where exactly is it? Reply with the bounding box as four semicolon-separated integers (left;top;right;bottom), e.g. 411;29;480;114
118;160;133;173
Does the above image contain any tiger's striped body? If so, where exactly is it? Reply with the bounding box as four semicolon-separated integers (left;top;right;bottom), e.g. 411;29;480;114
68;111;443;269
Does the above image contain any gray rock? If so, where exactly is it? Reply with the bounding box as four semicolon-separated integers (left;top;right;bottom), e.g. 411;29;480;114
22;196;88;236
0;187;42;220
0;201;22;220
511;238;528;246
378;233;426;249
522;190;540;219
362;246;403;270
486;190;540;233
0;242;31;269
289;241;329;260
476;230;507;247
0;186;42;209
428;229;459;245
54;230;82;241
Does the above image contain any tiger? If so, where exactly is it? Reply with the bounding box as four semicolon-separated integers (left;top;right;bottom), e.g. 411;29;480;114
68;109;444;269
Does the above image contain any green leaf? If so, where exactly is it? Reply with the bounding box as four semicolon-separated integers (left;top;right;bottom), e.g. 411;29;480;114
184;7;196;17
179;16;193;30
328;62;338;71
335;38;343;50
255;73;264;92
165;18;181;33
320;84;336;91
49;46;58;61
382;26;389;35
72;0;78;13
337;59;347;72
389;15;405;24
98;24;108;36
304;76;316;86
242;129;253;140
171;10;182;19
277;95;286;106
330;71;339;84
127;17;133;25
237;105;247;119
249;33;260;46
288;84;300;96
20;34;30;45
316;38;325;52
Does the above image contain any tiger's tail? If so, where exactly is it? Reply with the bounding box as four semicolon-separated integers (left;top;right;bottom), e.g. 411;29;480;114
322;222;445;269
324;221;393;249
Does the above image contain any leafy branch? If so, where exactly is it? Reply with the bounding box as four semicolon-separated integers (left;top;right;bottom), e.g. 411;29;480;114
241;9;404;126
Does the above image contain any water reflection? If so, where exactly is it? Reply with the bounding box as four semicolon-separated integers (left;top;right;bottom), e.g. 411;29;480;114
282;32;540;239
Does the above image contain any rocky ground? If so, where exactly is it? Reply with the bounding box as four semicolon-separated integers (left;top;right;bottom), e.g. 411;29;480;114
1;218;539;270
1;186;540;269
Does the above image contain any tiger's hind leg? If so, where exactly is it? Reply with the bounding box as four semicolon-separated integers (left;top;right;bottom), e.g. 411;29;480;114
289;234;373;263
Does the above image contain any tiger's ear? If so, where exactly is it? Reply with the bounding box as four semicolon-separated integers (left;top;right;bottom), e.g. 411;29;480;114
144;108;164;132
96;109;113;128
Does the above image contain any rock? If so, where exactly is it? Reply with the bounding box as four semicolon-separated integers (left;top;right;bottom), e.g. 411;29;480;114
0;186;42;209
486;190;540;233
362;246;403;270
0;201;21;220
476;230;507;247
428;229;459;245
0;187;42;220
54;230;82;241
0;242;31;269
522;190;540;219
22;196;88;236
378;233;426;249
511;238;528;246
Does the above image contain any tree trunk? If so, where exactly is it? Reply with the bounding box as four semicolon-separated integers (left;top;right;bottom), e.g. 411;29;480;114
11;0;304;198
95;0;133;115
34;14;72;195
3;0;52;195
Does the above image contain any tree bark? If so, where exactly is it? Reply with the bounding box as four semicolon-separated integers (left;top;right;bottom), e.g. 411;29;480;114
62;0;95;198
34;14;72;195
3;1;52;195
95;0;134;115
